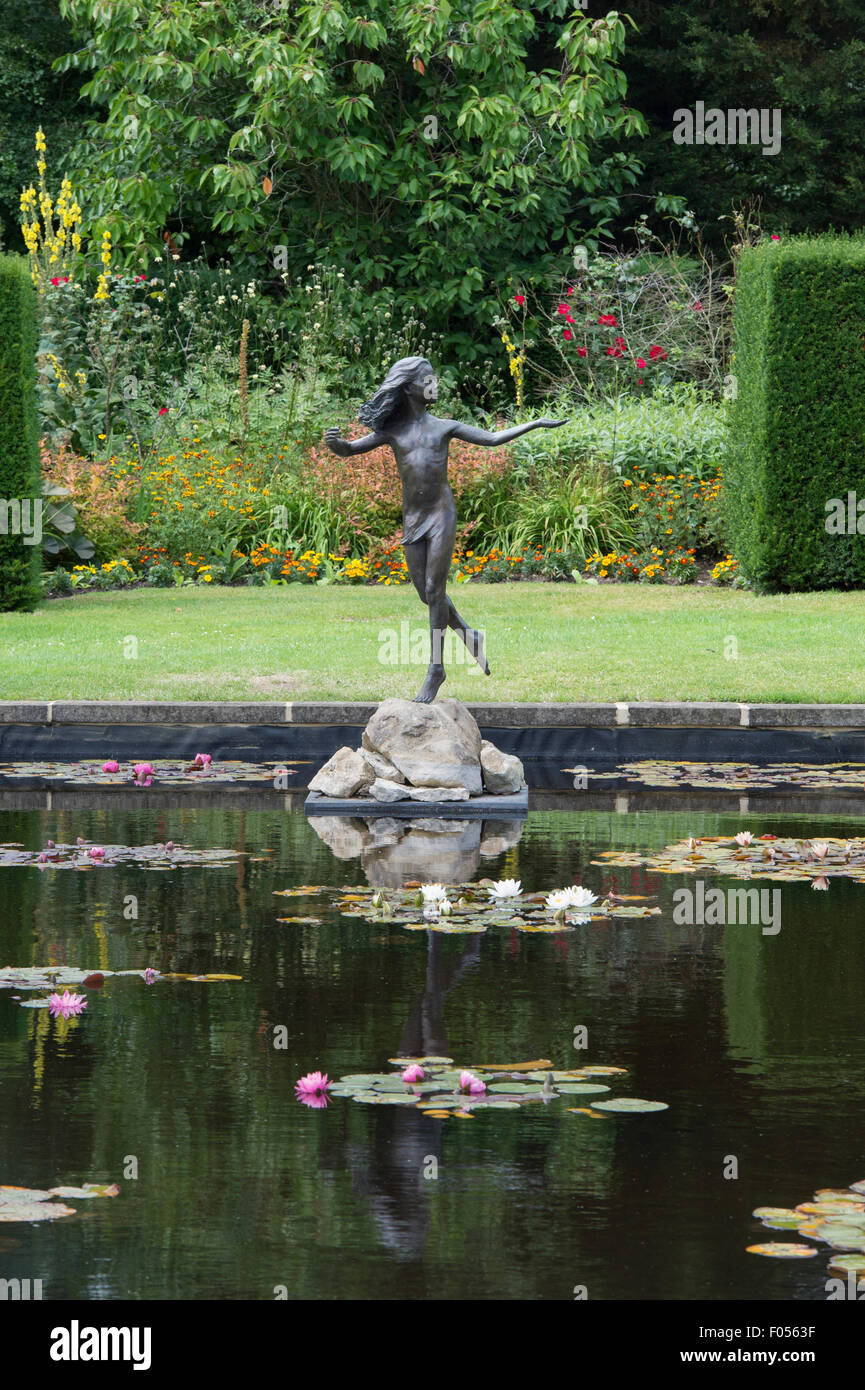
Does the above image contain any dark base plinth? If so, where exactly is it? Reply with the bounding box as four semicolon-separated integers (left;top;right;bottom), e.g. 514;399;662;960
304;786;528;818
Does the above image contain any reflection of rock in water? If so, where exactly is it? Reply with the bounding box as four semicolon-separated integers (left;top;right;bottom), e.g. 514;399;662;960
307;815;525;885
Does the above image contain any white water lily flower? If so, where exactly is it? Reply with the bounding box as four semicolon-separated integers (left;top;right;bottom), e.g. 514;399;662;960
487;879;521;900
811;843;830;859
564;885;598;909
421;883;448;904
545;889;571;911
734;831;753;847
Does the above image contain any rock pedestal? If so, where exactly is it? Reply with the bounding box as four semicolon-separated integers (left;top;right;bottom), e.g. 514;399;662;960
307;698;525;803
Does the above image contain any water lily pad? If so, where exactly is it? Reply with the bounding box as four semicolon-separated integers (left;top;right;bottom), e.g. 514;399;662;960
487;1082;544;1094
591;1098;669;1113
47;1183;120;1199
364;1093;422;1105
555;1083;611;1095
420;1110;452;1119
753;1207;802;1222
796;1201;865;1217
746;1243;819;1259
273;886;326;897
469;1100;521;1110
0;1181;118;1223
406;1094;463;1108
812;1224;865;1249
576;1065;628;1077
186;974;243;982
827;1254;865;1273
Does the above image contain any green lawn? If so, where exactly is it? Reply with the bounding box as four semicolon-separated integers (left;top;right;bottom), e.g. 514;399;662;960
0;583;862;703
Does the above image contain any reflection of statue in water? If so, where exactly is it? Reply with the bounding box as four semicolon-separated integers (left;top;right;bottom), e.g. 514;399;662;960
325;357;566;703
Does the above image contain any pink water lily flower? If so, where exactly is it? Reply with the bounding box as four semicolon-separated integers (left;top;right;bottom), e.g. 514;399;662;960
133;762;155;786
88;846;105;861
296;1070;331;1098
193;753;212;768
48;990;87;1019
459;1070;486;1095
734;831;753;847
402;1064;424;1083
143;968;158;984
102;760;119;774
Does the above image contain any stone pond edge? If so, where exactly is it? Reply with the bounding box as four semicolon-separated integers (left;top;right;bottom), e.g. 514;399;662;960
4;700;865;729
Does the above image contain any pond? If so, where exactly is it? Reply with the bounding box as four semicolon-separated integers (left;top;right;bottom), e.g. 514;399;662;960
1;797;864;1301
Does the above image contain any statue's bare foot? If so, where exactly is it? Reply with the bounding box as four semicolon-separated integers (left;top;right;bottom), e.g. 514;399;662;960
464;626;490;676
414;664;446;703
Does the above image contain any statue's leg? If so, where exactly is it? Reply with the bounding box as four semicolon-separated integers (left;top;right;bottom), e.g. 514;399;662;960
445;594;490;676
412;531;451;704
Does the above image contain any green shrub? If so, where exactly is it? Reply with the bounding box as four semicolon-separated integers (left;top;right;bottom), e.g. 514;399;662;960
0;255;41;610
508;385;726;480
726;234;865;591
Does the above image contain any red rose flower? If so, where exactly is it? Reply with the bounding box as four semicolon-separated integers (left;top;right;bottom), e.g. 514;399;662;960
614;335;627;350
605;346;624;358
648;345;666;360
563;328;573;340
693;301;703;312
576;346;587;357
158;407;168;415
50;277;60;286
597;313;618;327
635;357;647;369
514;293;526;306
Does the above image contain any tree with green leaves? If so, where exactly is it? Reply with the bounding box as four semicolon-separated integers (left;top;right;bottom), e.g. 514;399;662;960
618;0;865;244
56;2;647;359
0;1;87;252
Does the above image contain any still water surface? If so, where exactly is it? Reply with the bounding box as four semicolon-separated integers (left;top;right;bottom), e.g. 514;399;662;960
1;802;863;1300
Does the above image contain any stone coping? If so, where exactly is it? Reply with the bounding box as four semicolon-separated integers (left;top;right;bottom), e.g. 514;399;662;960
3;700;865;729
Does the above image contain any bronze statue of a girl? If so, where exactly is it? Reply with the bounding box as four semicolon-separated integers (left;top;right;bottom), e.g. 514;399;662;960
325;357;566;703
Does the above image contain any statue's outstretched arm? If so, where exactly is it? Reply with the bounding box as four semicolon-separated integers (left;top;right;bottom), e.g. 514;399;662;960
450;418;567;447
323;428;385;457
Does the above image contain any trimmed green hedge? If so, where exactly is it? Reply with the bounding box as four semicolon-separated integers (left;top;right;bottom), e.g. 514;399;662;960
725;234;865;591
0;257;41;614
0;255;41;611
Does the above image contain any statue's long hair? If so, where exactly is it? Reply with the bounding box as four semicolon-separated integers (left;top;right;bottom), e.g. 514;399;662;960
358;356;431;431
